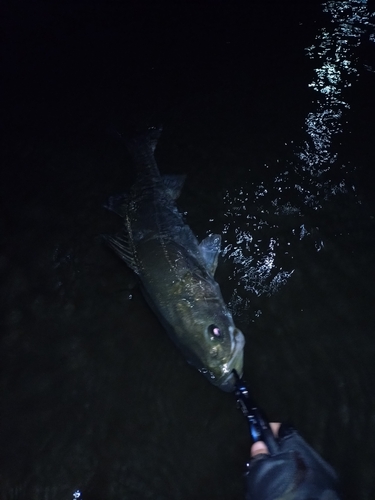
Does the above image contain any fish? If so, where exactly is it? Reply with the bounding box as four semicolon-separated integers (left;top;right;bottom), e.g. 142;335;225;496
104;127;245;391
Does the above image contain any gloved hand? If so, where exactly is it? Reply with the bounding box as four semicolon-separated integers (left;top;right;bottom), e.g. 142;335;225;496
245;423;342;500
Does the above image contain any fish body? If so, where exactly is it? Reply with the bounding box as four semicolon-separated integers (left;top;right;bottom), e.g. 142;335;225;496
105;127;245;391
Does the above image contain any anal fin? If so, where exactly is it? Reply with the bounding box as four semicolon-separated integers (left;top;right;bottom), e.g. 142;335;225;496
103;193;129;217
162;174;186;200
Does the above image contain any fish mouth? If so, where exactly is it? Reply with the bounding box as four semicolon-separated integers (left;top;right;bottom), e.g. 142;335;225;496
215;356;243;391
215;328;245;392
214;371;236;392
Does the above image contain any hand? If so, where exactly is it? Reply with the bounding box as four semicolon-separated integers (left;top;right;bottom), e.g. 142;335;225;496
250;422;281;458
245;422;342;500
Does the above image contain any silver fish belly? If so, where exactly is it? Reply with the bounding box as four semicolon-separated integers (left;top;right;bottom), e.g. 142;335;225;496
104;127;245;391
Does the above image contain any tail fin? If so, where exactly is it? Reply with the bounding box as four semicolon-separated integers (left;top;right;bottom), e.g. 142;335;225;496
106;124;163;178
125;126;163;179
126;125;162;159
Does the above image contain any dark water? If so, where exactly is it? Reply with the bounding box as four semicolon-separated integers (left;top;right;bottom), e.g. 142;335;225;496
1;0;375;499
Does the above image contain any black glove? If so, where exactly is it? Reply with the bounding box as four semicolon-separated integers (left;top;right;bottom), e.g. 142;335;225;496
245;424;341;500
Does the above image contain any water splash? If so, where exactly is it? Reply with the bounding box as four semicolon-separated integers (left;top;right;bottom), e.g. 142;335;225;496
217;0;374;316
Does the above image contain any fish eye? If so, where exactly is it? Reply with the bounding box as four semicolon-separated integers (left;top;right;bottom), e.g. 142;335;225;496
208;324;221;339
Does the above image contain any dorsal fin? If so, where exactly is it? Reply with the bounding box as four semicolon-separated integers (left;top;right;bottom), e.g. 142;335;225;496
199;234;221;276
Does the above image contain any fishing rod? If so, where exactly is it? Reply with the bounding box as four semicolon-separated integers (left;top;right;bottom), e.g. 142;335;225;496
232;369;279;455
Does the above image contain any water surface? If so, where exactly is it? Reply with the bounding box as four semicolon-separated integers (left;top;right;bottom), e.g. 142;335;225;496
1;0;375;498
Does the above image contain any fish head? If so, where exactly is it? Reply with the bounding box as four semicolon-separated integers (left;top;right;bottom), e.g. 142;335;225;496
197;321;245;392
174;293;245;392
